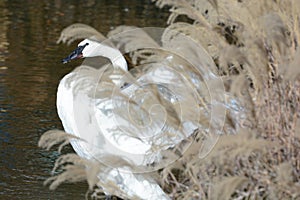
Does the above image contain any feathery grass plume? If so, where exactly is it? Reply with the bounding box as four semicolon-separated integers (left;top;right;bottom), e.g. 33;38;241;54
276;162;293;184
51;153;87;174
154;0;212;27
38;129;83;153
43;153;106;195
210;176;248;200
44;160;88;190
39;129;141;199
163;22;225;64
39;131;92;191
281;48;300;81
107;26;163;68
205;129;275;163
57;23;106;45
107;26;160;53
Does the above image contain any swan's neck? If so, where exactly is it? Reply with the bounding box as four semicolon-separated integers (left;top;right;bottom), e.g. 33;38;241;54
85;44;128;71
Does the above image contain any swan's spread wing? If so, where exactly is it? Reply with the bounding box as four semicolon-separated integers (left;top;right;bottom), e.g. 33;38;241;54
57;65;172;199
57;64;200;166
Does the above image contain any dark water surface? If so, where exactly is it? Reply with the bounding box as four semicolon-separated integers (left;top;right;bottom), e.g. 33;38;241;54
0;1;168;199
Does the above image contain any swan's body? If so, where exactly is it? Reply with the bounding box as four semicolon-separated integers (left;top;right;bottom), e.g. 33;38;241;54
57;39;176;199
59;38;199;163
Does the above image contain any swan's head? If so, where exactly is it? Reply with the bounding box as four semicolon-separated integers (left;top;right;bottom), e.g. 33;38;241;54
62;39;102;64
61;38;128;70
61;39;111;64
62;40;90;64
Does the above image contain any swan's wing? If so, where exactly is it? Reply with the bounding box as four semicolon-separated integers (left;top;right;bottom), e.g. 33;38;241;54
56;65;172;199
161;23;246;137
57;62;202;166
57;65;151;164
106;25;228;157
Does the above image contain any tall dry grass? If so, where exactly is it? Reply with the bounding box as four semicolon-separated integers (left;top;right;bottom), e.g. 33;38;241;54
39;0;300;199
151;0;300;199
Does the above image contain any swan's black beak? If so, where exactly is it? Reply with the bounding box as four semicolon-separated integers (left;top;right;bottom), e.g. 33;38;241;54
62;43;89;64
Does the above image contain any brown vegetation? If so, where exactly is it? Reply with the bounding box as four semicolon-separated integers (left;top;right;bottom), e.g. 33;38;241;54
152;0;300;199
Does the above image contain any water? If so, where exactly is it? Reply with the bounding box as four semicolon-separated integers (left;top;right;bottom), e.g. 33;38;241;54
0;1;168;199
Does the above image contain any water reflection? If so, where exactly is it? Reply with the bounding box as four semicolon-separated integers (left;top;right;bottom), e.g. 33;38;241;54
0;0;168;199
0;1;9;64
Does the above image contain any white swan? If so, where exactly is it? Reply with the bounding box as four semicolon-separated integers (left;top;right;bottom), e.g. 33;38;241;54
56;30;245;199
58;36;203;159
57;38;182;199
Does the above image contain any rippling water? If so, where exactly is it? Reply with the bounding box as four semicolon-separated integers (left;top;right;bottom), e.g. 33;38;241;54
0;1;168;199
